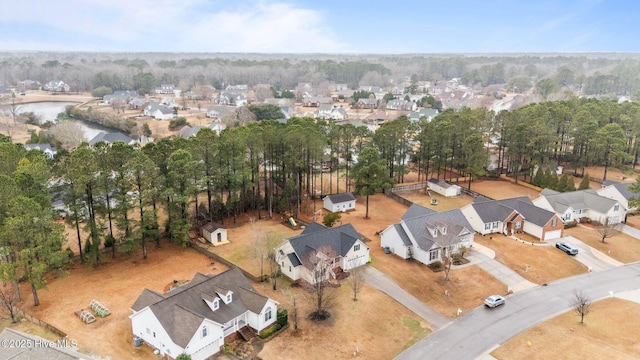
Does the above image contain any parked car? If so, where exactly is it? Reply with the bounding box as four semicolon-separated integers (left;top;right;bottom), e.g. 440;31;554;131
556;241;578;255
484;295;506;308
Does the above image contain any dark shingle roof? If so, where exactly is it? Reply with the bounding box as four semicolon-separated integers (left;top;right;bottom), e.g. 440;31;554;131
402;203;436;221
393;223;412;246
287;222;363;261
131;267;270;348
89;131;133;145
202;222;224;233
325;192;356;204
471;196;558;227
402;209;473;251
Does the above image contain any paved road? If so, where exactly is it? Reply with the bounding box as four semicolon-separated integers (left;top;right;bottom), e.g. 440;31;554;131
395;262;640;360
561;236;623;271
363;266;450;329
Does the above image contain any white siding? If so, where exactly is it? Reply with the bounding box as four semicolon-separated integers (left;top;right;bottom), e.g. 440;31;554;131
130;308;184;358
523;222;543;239
380;226;410;259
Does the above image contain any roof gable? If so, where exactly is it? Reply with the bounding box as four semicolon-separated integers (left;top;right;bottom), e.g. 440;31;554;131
287;223;363;261
325;192;356;204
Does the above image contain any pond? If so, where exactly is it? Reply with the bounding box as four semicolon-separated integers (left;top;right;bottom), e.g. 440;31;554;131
18;101;115;141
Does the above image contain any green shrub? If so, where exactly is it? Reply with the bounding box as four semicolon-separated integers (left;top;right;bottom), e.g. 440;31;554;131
431;261;442;269
564;220;578;229
168;117;190;131
259;324;282;339
277;309;288;327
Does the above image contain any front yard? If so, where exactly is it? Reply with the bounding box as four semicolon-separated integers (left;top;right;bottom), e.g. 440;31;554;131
475;234;588;284
565;225;640;264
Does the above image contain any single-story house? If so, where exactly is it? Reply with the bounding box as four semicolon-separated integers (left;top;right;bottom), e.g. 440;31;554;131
380;204;474;265
89;132;135;146
533;189;626;225
323;193;356;212
460;196;564;241
130;267;278;360
276;222;369;284
598;180;640;212
175;125;204;139
427;178;461;197
409;108;439;123
202;222;228;245
24;143;57;159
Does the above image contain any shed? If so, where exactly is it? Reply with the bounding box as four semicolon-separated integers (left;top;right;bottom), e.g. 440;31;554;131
201;222;228;245
323;193;356;212
427;178;462;197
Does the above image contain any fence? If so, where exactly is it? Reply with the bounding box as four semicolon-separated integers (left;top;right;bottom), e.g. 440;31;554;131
190;243;268;283
390;183;427;193
386;191;415;208
15;308;68;338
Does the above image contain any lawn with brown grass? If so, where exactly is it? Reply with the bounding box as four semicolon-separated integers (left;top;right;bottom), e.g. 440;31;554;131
475;235;588;284
492;297;640;360
256;277;431;360
565;225;640;263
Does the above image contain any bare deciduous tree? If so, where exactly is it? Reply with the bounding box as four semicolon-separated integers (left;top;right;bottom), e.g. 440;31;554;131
570;290;592;324
303;246;339;321
348;259;365;301
431;222;462;281
0;282;19;323
282;288;299;332
597;219;621;243
48;120;86;149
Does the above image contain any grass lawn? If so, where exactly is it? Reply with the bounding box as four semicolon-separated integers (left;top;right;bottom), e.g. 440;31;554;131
492;297;640;359
475;234;588;284
565;225;640;264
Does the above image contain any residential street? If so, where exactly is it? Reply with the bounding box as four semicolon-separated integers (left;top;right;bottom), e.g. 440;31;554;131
395;262;640;360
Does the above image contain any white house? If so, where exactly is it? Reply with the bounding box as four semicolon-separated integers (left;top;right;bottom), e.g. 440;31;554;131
598;180;640;213
380;204;474;265
323;193;356;212
24;143;57;159
202;222;228;245
130;268;278;360
460;196;564;241
276;222;369;284
427;178;462;197
533;189;626;225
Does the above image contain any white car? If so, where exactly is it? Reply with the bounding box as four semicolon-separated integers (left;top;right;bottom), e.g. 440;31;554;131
484;295;506;308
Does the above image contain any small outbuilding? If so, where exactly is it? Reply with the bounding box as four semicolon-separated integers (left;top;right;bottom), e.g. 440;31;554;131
202;222;228;245
323;192;356;212
427;178;462;197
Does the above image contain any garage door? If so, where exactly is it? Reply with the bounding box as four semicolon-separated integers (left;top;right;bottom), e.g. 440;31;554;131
543;230;562;241
191;339;220;360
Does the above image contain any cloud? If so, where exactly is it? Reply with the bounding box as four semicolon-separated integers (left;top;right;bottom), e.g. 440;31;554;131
0;0;346;52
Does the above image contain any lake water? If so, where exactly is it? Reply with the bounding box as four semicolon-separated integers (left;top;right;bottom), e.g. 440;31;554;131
18;101;112;141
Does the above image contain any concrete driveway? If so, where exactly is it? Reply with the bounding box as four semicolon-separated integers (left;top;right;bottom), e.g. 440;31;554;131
557;236;623;272
464;243;537;293
363;266;450;329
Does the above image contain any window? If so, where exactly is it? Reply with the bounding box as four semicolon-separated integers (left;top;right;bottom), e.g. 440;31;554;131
265;307;272;321
354;244;360;251
614;204;620;211
484;223;490;231
213;299;219;310
551;219;557;227
153;332;156;338
349;202;352;208
429;249;439;261
565;213;571;220
289;266;291;272
515;221;522;229
226;294;232;302
493;222;499;229
202;326;208;338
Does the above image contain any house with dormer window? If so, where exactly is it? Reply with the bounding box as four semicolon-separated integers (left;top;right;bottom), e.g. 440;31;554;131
380;204;474;265
130;267;278;360
276;222;369;284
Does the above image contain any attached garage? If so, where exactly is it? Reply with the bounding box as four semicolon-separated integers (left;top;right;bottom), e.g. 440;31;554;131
543;230;562;241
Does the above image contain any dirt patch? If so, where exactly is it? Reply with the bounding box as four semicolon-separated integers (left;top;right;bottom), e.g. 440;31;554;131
492;297;640;359
565;226;640;264
14;240;227;359
475;234;588;284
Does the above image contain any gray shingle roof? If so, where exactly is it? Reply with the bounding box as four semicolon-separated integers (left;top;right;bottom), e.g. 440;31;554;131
287;222;363;261
402;203;437;221
471;196;558;227
325;192;356;204
89;131;133;145
131;267;270;348
541;189;618;213
393;223;412;246
0;328;89;360
402;209;473;251
606;181;639;200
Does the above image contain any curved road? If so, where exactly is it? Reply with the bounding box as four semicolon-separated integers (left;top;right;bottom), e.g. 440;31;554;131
396;262;640;360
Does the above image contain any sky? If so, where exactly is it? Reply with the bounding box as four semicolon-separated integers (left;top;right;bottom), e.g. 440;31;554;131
0;0;637;53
